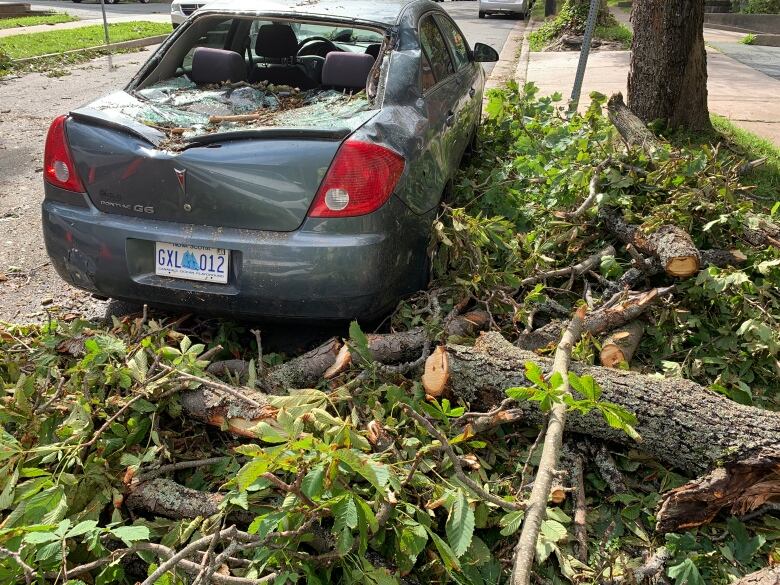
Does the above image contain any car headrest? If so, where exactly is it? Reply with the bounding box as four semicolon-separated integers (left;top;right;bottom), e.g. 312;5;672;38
365;43;381;60
191;47;246;84
321;52;375;91
256;24;298;59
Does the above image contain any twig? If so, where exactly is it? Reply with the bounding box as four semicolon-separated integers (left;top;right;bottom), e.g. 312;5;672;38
571;452;588;563
192;519;224;585
402;404;525;511
510;306;587;585
519;423;547;494
516;245;616;290
162;365;264;408
632;547;670;583
34;377;66;415
199;344;224;363
0;546;35;584
136;456;231;482
250;329;264;378
563;158;611;219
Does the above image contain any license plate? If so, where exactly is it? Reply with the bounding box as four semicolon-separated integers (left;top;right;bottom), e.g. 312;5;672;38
155;242;229;284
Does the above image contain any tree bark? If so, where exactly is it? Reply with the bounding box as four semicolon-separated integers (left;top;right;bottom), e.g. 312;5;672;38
447;331;780;469
627;0;711;131
732;566;780;585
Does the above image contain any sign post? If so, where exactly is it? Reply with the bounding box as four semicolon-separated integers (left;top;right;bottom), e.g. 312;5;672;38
569;0;600;112
98;0;113;71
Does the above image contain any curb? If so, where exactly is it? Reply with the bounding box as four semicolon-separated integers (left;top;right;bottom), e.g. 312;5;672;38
11;34;168;64
485;17;528;91
514;19;535;86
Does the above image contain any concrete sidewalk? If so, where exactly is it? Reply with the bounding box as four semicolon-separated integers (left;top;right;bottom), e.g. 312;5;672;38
525;44;780;146
0;13;170;38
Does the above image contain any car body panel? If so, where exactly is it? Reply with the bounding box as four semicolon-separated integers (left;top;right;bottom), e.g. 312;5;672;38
42;0;494;320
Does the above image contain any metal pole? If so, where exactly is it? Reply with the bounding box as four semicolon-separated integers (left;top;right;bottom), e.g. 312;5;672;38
98;0;113;70
568;0;600;112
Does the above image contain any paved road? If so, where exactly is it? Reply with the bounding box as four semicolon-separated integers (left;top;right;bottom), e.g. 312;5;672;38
0;1;517;323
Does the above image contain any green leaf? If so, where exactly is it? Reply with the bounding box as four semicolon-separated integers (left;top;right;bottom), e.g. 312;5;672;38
65;520;98;539
524;362;546;388
540;519;567;543
23;531;60;544
348;321;372;365
236;459;270;491
667;558;704;585
332;495;358;533
446;489;475;558
399;522;428;569
426;527;461;572
499;510;525;536
111;525;150;546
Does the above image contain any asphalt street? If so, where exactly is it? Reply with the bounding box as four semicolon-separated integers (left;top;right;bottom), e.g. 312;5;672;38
0;0;519;323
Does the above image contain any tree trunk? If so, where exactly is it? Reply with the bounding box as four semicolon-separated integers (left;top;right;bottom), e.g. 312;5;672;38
627;0;712;131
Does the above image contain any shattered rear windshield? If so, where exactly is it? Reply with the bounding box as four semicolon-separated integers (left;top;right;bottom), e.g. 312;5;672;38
84;15;384;149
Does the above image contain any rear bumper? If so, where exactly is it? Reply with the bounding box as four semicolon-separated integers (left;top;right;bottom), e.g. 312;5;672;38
42;194;428;321
480;0;526;12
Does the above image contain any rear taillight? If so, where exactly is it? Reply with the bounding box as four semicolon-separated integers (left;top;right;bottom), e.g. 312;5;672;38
308;139;405;218
44;115;85;193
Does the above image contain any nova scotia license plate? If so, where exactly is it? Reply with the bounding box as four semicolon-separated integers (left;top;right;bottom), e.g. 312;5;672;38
155;242;229;284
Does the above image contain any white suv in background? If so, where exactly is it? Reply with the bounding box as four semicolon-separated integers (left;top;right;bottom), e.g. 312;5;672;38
478;0;529;19
171;0;219;27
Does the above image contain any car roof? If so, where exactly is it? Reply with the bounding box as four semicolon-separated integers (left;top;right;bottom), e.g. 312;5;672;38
198;0;425;26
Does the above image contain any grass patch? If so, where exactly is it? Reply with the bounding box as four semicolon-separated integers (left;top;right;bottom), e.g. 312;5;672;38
667;114;780;202
0;13;77;29
0;47;143;78
711;114;780;201
529;21;632;51
595;23;632;48
740;33;757;45
0;21;171;59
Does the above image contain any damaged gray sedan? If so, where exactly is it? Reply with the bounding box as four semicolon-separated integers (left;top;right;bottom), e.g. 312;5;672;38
41;0;498;320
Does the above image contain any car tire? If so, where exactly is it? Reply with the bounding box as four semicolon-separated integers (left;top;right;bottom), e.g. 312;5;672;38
71;0;82;3
478;10;486;18
138;0;150;3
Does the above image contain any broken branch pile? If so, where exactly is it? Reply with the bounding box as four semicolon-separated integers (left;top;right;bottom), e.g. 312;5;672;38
1;82;779;584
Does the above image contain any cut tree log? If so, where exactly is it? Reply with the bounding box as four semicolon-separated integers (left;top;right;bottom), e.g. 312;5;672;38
599;320;645;368
607;93;662;154
600;207;701;277
441;332;780;531
421;345;449;397
743;215;780;249
515;287;671;352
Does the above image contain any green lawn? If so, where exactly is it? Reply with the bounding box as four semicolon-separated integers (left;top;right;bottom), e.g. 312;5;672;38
711;114;780;201
0;13;77;29
0;21;171;59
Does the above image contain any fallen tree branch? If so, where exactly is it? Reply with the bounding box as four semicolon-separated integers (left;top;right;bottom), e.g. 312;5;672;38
402;404;525;512
511;306;586;585
517;246;616;289
515;287;672;352
562;159;612;219
732;565;780;585
0;546;35;585
599;207;700;278
607;93;661;154
136;457;231;482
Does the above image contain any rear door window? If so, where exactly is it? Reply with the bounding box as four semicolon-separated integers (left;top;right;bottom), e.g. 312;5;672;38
182;18;235;68
434;14;470;71
419;14;454;91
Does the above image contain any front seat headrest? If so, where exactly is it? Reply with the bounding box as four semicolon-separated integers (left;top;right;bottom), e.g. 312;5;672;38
256;23;298;59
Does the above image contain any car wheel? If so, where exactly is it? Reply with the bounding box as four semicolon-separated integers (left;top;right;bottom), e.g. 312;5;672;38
71;0;82;3
138;0;150;3
478;10;486;18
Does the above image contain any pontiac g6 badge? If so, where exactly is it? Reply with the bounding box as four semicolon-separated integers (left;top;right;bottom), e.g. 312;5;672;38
174;168;192;211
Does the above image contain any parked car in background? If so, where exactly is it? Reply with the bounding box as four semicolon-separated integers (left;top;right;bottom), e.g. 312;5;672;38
171;0;218;27
42;0;499;321
478;0;529;19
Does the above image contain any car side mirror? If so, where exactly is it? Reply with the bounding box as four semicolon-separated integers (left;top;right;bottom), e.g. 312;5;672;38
473;42;499;63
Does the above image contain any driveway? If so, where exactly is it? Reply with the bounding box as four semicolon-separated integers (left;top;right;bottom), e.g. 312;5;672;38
0;1;518;323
